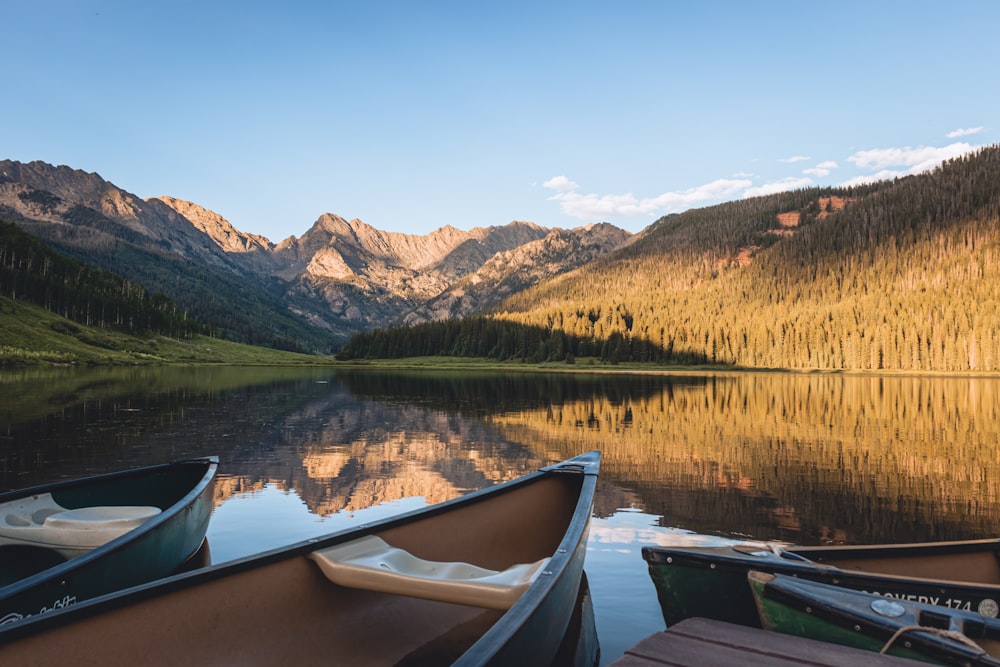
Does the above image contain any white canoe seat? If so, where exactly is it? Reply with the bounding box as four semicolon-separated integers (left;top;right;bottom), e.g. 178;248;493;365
0;493;161;559
309;535;550;610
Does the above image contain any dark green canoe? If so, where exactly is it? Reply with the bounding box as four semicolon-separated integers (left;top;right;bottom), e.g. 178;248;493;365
750;570;1000;666
643;539;1000;629
0;457;218;625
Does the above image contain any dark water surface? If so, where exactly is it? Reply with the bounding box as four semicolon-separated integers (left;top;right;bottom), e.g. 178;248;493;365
3;366;1000;663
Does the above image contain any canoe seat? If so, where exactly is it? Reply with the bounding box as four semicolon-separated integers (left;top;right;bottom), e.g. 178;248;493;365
309;535;549;610
0;493;160;559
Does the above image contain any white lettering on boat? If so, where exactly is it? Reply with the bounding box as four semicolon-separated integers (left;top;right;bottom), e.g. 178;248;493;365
0;595;78;625
862;590;978;613
863;591;941;606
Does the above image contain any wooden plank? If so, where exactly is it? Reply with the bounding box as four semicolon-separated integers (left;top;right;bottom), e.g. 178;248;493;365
610;618;924;666
624;629;812;666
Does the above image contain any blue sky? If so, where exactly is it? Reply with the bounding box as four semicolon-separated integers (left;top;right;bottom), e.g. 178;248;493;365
4;1;998;242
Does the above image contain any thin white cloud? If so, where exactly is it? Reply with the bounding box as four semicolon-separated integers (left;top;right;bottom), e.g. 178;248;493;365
542;175;579;192
742;176;814;198
839;142;981;187
840;170;903;187
803;160;838;177
847;142;975;171
778;155;810;163
546;141;984;223
946;127;983;139
545;177;752;220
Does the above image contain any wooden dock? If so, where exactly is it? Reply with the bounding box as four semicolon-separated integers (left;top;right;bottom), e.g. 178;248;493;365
610;617;923;666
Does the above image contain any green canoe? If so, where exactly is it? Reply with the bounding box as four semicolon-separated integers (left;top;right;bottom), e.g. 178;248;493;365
0;457;218;625
749;570;1000;666
643;540;1000;628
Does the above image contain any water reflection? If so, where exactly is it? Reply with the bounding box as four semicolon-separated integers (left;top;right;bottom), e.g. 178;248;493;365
5;367;1000;663
5;368;1000;548
484;372;1000;544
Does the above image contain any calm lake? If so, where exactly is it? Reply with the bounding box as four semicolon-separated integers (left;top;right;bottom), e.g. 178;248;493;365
3;366;1000;663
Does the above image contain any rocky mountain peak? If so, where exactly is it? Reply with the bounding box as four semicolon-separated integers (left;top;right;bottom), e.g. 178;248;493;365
0;160;110;204
155;196;274;254
401;222;631;325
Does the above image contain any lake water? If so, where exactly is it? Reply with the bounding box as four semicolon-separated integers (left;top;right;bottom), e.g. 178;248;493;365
3;365;1000;663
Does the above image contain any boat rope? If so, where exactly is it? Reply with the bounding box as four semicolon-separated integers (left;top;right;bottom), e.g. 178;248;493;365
879;625;987;656
764;542;810;562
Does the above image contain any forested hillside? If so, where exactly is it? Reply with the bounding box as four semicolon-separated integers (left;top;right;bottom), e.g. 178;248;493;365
341;146;1000;371
0;220;203;339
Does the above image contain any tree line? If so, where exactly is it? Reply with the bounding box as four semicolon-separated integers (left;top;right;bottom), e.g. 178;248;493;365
0;220;205;338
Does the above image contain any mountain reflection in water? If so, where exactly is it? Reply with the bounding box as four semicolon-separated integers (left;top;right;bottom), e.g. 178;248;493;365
2;366;1000;663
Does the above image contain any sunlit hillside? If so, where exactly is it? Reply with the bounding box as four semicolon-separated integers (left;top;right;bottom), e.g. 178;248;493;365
497;147;1000;370
344;146;1000;371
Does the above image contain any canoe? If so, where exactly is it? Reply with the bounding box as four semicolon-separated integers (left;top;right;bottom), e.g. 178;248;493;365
0;457;218;625
642;539;1000;629
749;570;1000;666
0;451;600;666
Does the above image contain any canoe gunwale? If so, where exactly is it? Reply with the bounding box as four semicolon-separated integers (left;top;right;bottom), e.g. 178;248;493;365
0;457;218;605
642;541;1000;592
643;538;1000;566
0;457;219;507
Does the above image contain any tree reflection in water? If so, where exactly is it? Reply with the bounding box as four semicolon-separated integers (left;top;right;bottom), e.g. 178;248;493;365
3;366;1000;662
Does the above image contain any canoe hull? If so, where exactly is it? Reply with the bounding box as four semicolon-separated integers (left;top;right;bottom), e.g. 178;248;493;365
551;572;600;667
750;571;1000;666
461;516;589;666
0;452;599;666
643;540;1000;629
0;457;218;625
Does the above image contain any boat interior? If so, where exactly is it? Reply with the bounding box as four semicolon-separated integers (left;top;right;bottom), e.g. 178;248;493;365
0;473;585;666
794;542;1000;585
0;461;212;566
0;493;161;558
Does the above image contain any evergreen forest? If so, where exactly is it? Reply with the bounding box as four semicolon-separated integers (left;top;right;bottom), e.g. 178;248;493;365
0;220;204;339
340;146;1000;372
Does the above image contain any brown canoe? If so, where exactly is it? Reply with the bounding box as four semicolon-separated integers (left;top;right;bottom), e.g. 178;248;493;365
0;451;600;666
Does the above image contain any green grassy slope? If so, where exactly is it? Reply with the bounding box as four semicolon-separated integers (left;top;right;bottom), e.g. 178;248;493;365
0;296;329;366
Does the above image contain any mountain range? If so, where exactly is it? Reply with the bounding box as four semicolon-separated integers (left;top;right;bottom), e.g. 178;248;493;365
0;160;630;351
5;146;1000;372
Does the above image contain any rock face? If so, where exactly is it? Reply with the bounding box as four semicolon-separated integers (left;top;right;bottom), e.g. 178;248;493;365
155;196;274;256
0;160;268;275
269;215;560;329
0;159;631;346
401;223;632;324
